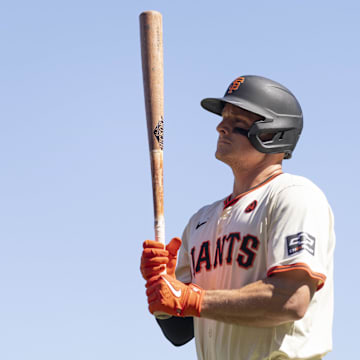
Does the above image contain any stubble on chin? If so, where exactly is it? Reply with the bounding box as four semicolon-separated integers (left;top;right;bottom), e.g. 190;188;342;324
215;147;233;167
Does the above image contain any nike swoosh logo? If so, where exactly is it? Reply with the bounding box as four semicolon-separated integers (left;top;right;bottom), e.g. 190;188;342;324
196;221;207;230
162;276;182;298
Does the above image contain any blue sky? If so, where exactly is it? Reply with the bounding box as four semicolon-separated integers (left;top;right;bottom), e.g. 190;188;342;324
0;1;358;359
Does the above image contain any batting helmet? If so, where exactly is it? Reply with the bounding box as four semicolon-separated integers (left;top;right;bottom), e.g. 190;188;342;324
201;75;303;159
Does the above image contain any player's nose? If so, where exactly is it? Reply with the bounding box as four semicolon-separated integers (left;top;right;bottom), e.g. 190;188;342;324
216;119;231;135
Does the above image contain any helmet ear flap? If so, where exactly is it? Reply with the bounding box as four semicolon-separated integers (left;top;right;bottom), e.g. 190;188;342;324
271;131;285;143
248;120;302;158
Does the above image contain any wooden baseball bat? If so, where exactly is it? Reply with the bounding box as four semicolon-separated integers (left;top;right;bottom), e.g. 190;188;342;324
140;10;165;246
140;11;169;320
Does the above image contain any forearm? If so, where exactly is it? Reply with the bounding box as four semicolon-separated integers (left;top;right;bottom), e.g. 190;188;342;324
200;276;312;327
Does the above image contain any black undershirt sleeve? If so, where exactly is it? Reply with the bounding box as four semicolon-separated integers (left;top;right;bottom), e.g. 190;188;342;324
156;316;194;346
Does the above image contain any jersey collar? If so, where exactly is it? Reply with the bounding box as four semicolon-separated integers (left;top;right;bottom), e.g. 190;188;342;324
223;172;283;210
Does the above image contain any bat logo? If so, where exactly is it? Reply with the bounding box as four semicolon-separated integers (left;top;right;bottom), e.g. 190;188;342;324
153;117;164;150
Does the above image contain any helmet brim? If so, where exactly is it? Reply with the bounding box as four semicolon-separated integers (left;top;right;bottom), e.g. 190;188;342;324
201;96;270;119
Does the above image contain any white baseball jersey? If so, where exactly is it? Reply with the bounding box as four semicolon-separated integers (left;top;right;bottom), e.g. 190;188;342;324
176;173;335;360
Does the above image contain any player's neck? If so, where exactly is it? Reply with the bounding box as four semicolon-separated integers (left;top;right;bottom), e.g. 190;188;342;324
231;164;283;198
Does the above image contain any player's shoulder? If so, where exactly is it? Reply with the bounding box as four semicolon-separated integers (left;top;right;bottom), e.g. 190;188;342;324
181;198;225;247
271;173;321;190
193;198;224;217
268;173;329;204
187;198;224;225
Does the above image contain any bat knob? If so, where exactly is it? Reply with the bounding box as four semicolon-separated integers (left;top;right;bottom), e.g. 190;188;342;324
154;312;172;320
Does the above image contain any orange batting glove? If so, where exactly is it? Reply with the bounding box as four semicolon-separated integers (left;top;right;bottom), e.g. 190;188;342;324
140;237;182;281
146;274;204;317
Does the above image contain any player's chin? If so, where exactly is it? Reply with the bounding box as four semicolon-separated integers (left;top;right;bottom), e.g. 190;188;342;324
215;149;223;160
215;149;230;163
216;143;228;156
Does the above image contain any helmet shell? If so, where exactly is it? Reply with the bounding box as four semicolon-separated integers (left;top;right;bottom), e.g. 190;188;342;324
201;75;303;159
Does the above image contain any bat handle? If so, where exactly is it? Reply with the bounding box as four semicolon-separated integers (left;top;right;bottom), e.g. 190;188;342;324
154;215;165;245
154;215;166;278
153;216;172;319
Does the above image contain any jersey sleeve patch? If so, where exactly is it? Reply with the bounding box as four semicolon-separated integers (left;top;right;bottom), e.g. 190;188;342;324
267;263;326;291
286;232;315;256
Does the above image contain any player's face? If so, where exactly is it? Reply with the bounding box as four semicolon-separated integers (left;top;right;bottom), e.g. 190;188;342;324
215;104;264;167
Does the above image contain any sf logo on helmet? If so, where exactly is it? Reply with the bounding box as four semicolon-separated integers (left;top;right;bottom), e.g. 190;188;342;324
227;77;245;94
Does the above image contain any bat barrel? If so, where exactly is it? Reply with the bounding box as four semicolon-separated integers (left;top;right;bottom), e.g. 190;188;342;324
139;11;164;152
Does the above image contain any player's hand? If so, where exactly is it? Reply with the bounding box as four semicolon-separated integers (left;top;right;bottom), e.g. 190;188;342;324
140;238;182;281
146;274;204;317
164;237;182;277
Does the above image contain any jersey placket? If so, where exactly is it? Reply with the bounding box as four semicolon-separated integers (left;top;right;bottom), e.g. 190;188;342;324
216;204;233;236
206;204;234;345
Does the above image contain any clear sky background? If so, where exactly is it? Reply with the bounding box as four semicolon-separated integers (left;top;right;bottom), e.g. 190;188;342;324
0;0;358;359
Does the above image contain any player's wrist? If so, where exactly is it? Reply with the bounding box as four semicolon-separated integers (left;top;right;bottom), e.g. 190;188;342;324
181;283;205;317
146;275;205;318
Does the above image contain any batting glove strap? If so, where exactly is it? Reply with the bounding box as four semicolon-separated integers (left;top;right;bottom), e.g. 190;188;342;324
180;283;204;317
146;275;204;318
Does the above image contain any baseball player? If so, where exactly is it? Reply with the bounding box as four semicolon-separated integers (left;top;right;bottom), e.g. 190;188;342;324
140;75;335;360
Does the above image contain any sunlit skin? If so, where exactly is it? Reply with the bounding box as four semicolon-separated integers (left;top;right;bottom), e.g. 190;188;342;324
215;103;284;197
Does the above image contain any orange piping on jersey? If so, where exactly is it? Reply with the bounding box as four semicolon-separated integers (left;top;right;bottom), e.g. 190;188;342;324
267;263;326;291
223;172;283;209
